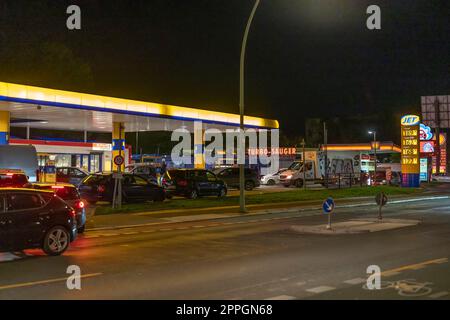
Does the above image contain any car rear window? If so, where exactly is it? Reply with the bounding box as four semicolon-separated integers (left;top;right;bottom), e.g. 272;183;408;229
0;174;28;187
37;186;79;200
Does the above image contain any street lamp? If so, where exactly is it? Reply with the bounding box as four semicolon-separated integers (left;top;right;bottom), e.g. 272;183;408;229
368;131;377;185
239;0;260;213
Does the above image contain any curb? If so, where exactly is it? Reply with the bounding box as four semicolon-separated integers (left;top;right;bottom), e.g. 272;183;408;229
86;195;449;232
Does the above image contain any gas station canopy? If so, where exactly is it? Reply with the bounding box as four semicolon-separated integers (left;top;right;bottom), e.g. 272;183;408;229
0;81;279;132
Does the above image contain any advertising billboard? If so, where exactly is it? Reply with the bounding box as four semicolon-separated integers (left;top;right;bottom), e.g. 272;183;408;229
401;115;420;187
421;95;450;129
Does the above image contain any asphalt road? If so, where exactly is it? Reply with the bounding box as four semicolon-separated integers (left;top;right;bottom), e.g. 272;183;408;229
1;193;450;300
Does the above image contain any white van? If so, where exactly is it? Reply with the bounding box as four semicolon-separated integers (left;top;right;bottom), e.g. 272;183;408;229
0;145;39;182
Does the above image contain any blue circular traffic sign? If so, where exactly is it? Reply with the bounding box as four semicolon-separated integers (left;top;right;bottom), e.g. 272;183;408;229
323;197;335;214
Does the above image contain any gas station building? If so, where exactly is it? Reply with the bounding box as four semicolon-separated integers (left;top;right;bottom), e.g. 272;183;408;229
0;81;279;172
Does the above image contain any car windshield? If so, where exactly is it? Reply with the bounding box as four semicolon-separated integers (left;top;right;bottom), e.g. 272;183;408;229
288;162;303;171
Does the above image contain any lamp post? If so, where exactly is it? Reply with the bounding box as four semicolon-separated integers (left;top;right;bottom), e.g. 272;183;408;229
368;131;377;185
239;0;260;213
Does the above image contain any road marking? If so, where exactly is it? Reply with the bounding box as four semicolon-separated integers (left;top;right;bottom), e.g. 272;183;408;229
306;286;336;294
382;271;402;277
265;295;296;300
381;258;448;277
429;291;449;299
343;278;366;285
0;253;23;262
0;273;103;291
122;232;138;235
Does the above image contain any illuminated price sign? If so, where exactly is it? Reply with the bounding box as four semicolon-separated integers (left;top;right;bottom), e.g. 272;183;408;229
401;115;420;175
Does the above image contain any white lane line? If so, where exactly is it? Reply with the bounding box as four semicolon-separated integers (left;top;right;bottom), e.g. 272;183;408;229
122;232;139;235
343;278;366;285
0;273;103;291
99;233;119;237
159;229;173;231
193;225;204;228
306;286;336;294
0;253;22;262
265;295;296;300
429;291;449;299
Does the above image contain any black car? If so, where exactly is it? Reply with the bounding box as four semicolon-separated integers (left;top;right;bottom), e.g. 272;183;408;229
128;165;158;184
78;173;166;204
32;183;87;233
213;167;260;191
162;169;227;199
56;167;89;186
0;188;77;256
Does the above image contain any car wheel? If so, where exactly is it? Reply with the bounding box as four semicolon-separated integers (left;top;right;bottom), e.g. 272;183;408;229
295;179;303;188
189;189;199;199
218;188;227;198
42;226;70;256
267;179;275;186
78;225;86;234
245;181;255;191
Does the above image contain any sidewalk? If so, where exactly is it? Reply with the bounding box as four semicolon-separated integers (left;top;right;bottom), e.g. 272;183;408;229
85;193;449;231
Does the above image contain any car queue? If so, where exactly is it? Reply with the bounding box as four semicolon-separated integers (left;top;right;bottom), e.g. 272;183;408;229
0;164;269;256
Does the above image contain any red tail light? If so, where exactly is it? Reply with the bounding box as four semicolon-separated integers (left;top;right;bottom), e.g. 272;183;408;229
177;179;188;187
97;185;106;193
77;200;85;209
70;209;76;218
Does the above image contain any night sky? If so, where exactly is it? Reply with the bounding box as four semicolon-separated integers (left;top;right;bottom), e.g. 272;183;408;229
0;0;449;142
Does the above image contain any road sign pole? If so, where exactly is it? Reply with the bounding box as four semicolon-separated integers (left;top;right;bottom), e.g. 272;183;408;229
327;212;332;230
323;197;334;230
